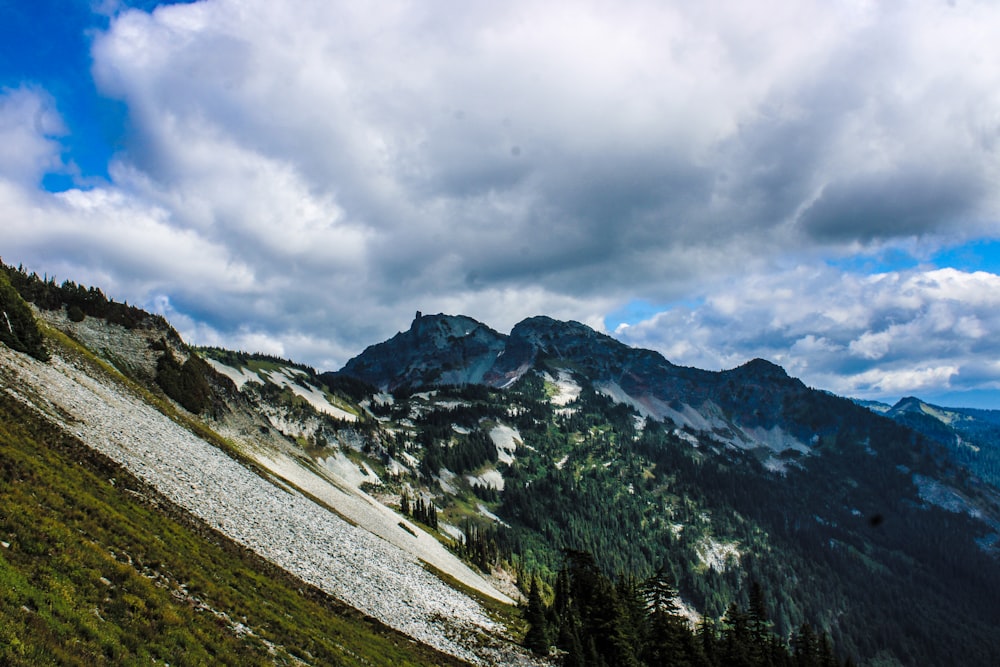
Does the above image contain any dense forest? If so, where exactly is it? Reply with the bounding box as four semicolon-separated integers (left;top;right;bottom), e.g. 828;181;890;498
389;375;1000;665
525;549;847;667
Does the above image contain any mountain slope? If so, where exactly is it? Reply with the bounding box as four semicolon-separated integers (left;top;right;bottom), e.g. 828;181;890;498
0;271;534;666
0;387;467;667
341;313;859;458
882;396;1000;489
6;269;1000;666
336;312;1000;665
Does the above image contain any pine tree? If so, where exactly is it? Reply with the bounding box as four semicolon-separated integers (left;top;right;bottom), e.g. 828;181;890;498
722;601;753;667
747;580;774;665
609;576;645;667
697;616;719;667
793;622;818;667
643;565;688;666
524;577;549;655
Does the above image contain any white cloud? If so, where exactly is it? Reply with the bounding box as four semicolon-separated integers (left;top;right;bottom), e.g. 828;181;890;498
0;87;66;184
4;0;1000;399
616;266;1000;402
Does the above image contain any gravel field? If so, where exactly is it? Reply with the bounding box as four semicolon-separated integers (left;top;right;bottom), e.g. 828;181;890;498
0;344;536;664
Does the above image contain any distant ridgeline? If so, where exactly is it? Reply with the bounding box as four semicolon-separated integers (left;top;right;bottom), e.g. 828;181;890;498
0;261;173;333
196;346;318;378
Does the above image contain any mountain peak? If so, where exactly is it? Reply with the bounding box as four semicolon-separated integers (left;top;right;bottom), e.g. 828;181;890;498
339;313;506;390
891;396;926;412
729;357;790;379
409;312;487;341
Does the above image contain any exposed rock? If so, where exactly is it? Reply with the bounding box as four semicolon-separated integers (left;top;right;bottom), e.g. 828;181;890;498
0;342;536;665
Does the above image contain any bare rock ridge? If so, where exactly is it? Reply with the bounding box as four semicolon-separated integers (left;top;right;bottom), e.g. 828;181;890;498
337;312;821;452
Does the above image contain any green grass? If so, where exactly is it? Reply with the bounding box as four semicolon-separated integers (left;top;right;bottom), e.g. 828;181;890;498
0;391;468;666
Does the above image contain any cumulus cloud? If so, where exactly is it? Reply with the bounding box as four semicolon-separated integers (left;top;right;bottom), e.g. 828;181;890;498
616;266;1000;403
3;0;1000;397
0;87;66;184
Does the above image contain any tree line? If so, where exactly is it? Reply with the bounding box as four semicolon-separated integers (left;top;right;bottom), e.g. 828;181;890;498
1;262;171;332
524;549;849;667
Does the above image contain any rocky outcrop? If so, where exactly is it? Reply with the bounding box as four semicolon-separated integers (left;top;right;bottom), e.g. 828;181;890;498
340;313;509;390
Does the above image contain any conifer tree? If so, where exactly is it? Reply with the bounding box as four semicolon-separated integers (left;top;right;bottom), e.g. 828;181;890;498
722;601;753;667
524;577;549;655
696;616;720;667
643;565;688;666
793;622;818;667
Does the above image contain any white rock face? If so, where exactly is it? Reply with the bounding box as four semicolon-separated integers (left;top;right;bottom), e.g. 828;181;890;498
694;536;741;572
0;345;529;665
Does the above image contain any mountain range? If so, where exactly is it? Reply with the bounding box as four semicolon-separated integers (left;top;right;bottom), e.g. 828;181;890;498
3;265;1000;666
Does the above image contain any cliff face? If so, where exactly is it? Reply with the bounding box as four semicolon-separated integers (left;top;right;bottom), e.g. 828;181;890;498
340;313;509;390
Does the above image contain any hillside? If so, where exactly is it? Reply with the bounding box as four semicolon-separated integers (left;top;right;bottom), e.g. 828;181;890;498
333;312;1000;665
0;386;468;666
0;268;535;665
4;269;1000;666
876;397;1000;491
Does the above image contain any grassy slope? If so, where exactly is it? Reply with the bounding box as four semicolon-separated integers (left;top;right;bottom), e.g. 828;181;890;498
0;384;468;666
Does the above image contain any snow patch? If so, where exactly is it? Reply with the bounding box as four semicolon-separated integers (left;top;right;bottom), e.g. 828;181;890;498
385;457;411;476
489;424;521;464
261;368;358;422
542;370;581;406
438;468;459;494
373;392;395;406
412;391;439;401
674;429;700;447
467;468;505;491
477;503;508;526
440;523;465;542
762;457;788;474
203;358;260;390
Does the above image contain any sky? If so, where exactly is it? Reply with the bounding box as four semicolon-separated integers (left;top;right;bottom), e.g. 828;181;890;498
2;0;1000;408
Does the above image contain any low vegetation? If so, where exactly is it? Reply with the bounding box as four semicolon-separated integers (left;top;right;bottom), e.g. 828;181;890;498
0;391;465;666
